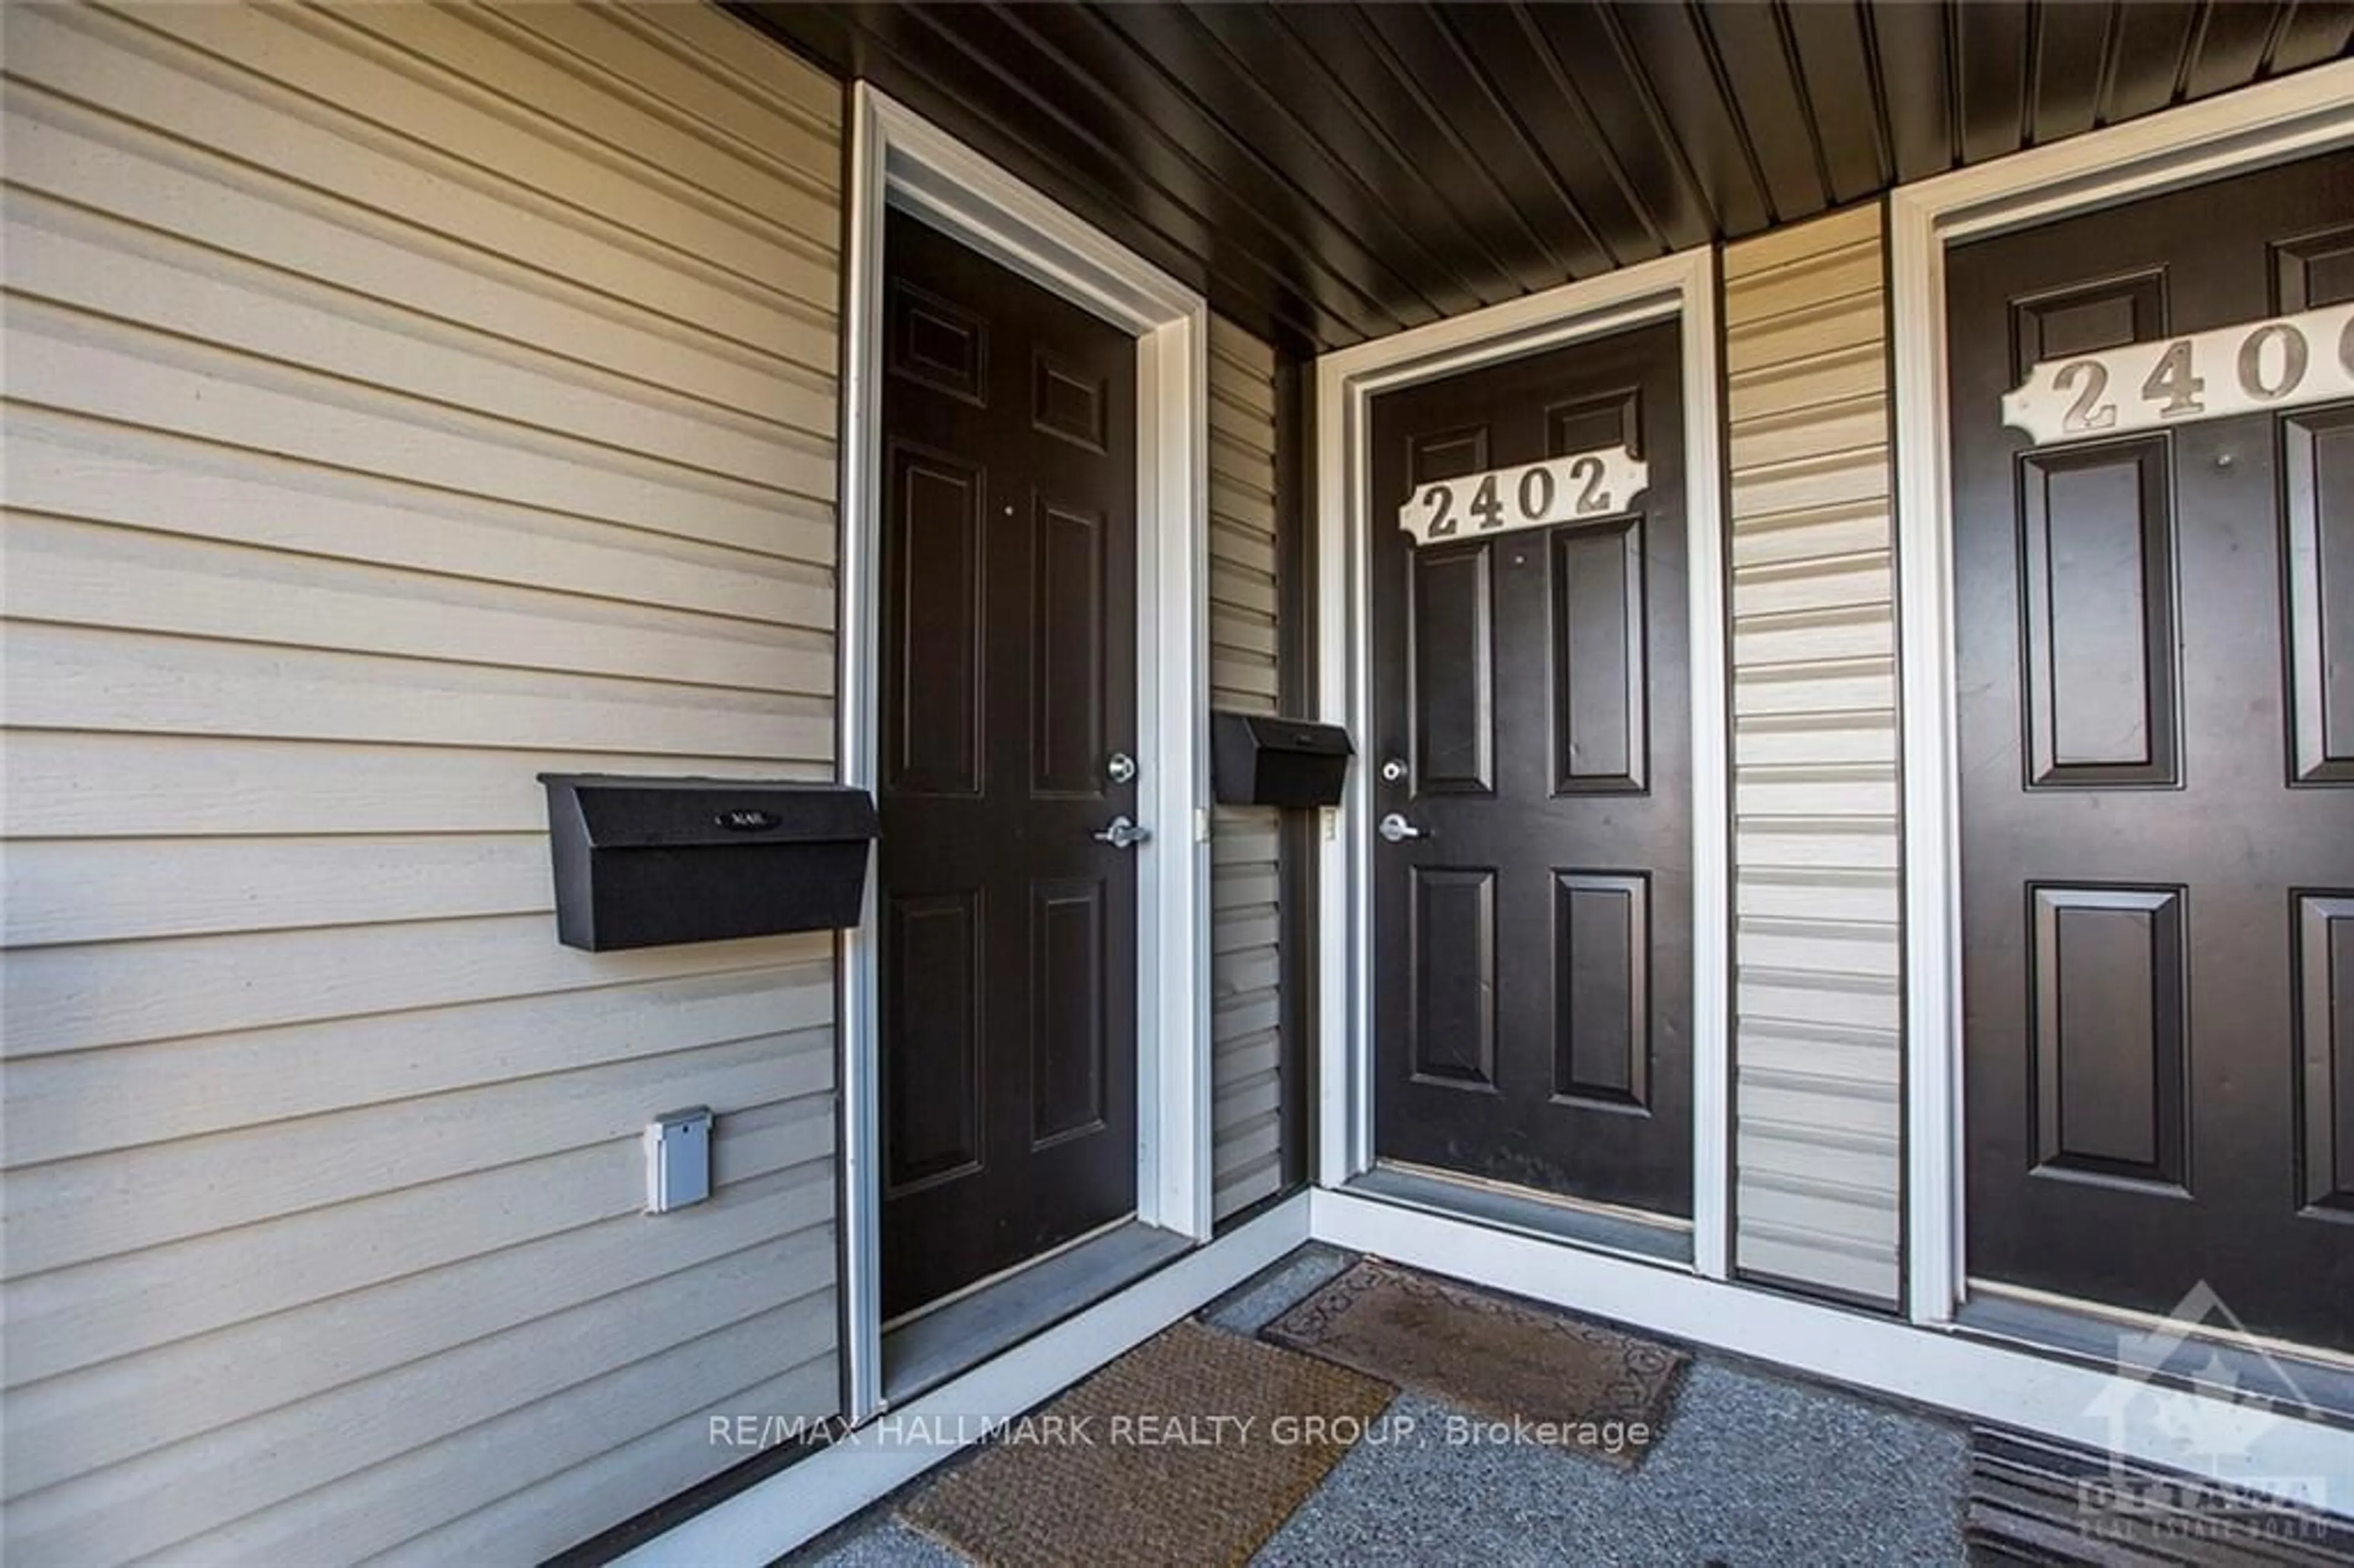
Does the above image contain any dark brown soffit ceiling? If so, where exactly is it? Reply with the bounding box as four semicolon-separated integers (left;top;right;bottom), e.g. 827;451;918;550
737;1;2354;357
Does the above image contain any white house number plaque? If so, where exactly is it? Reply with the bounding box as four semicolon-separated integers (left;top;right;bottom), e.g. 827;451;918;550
2002;301;2354;446
1397;444;1649;547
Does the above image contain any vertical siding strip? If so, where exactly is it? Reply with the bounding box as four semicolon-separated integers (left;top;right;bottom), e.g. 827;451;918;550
1722;205;1903;1308
1207;316;1289;1220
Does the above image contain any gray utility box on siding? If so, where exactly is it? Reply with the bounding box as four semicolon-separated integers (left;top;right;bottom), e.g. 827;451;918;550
539;775;878;951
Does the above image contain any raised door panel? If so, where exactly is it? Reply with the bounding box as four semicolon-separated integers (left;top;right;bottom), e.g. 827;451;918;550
1545;387;1639;459
1550;520;1647;794
1031;499;1106;797
2298;894;2354;1216
1030;878;1107;1147
886;446;985;796
1406;423;1494;796
2029;885;2187;1190
885;891;985;1192
1412;545;1495;795
1553;871;1649;1109
2274;224;2354;311
1032;351;1107;451
1411;424;1488;484
2009;272;2165;371
2284;407;2354;785
2017;440;2178;788
889;281;987;404
1410;866;1496;1090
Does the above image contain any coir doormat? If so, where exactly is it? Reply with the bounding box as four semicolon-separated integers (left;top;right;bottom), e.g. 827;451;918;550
1262;1258;1686;1470
900;1318;1394;1567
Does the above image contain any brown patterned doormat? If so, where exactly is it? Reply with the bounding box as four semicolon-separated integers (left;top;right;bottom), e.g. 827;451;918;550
899;1318;1395;1567
1263;1258;1687;1470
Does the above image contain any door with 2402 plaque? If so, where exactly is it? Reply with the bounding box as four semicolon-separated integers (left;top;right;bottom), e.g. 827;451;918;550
1368;321;1694;1221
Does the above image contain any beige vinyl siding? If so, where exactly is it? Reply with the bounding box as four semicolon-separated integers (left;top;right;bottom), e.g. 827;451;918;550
0;3;844;1562
1207;316;1287;1219
1723;207;1904;1307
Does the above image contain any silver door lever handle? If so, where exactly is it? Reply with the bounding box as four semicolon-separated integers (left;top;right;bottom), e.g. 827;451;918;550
1377;812;1425;843
1093;814;1151;849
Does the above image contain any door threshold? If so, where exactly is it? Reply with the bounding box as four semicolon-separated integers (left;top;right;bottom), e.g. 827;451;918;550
1956;1281;2354;1433
882;1219;1192;1407
883;1213;1136;1335
1346;1162;1692;1269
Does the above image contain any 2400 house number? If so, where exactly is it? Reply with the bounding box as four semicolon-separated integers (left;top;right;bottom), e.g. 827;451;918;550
2002;301;2354;446
1397;444;1650;547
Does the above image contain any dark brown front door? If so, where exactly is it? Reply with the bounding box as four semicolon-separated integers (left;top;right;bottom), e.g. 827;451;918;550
1368;321;1693;1217
1949;150;2354;1352
878;210;1139;1319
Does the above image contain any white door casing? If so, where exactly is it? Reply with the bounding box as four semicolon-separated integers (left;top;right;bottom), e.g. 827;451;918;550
836;84;1212;1422
1311;249;1732;1281
1888;57;2354;1328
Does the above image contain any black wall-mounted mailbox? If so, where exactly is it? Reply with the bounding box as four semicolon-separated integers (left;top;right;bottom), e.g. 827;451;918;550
539;775;878;952
1211;712;1354;808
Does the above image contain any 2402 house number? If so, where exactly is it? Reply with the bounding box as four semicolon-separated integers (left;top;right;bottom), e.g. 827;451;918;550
2002;300;2354;446
1397;444;1649;547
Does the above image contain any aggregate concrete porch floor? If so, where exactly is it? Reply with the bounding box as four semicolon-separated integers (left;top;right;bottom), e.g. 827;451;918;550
794;1245;1970;1567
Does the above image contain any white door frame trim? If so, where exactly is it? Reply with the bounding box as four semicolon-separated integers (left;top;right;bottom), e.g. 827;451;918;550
1890;58;2354;1327
837;83;1213;1423
1311;248;1732;1280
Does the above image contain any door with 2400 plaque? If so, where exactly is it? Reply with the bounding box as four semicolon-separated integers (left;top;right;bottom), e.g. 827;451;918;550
1948;148;2354;1352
